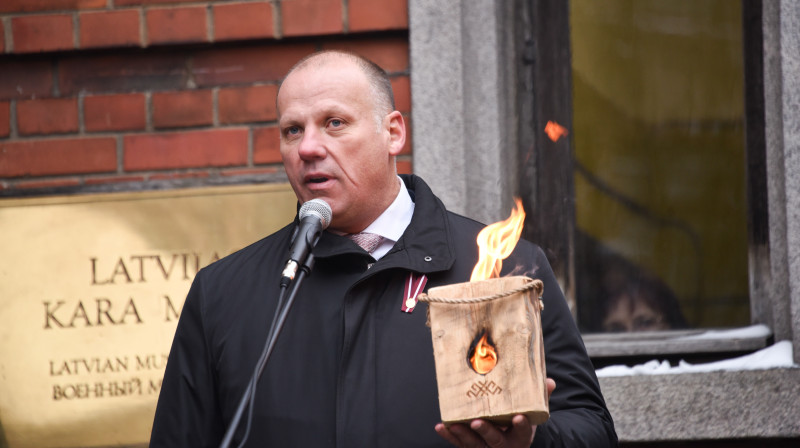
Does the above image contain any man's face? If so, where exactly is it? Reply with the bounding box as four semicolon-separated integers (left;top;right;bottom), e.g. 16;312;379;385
277;57;405;234
602;292;668;332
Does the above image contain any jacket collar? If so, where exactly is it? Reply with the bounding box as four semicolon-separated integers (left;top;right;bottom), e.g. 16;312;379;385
310;175;455;274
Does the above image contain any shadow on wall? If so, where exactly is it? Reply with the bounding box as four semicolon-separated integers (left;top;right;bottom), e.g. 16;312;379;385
575;230;688;333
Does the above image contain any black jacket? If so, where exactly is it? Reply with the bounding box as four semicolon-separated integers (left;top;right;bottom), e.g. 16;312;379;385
150;175;617;447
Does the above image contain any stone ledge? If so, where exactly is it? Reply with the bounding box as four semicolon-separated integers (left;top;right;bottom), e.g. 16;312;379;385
599;368;800;441
584;329;771;358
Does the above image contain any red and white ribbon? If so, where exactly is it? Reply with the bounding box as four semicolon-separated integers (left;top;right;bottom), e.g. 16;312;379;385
401;272;428;313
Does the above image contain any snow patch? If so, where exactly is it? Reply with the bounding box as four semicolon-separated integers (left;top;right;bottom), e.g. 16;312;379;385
596;340;797;378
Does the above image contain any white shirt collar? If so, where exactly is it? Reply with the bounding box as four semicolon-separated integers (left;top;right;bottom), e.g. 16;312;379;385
361;176;415;259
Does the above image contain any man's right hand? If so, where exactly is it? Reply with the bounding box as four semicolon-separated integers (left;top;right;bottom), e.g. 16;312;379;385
434;378;556;448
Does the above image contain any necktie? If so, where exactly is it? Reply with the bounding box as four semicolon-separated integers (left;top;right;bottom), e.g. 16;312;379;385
348;232;383;254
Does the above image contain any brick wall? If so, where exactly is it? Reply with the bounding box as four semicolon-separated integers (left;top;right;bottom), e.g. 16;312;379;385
0;0;411;195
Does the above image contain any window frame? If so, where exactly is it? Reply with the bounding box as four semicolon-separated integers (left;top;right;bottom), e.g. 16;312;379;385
409;0;800;441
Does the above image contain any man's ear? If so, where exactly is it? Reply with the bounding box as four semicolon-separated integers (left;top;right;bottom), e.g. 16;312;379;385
385;111;406;156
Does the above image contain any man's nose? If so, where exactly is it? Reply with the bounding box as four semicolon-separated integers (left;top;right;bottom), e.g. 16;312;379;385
297;127;327;160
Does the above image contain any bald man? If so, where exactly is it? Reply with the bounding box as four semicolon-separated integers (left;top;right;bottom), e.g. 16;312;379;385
150;51;617;448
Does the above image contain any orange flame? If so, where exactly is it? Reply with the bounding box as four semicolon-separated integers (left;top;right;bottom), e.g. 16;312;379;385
544;120;569;142
469;332;498;374
470;198;526;282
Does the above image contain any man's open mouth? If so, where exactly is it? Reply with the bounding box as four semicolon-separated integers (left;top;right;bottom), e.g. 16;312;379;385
309;177;328;184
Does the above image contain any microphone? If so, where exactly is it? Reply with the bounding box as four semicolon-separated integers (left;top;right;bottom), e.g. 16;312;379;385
281;198;332;284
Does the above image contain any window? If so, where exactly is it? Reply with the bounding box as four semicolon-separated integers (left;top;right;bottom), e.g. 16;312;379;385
570;0;749;333
517;0;770;360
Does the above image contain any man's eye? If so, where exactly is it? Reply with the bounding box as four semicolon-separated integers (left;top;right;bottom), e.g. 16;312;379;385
285;126;300;136
329;119;343;127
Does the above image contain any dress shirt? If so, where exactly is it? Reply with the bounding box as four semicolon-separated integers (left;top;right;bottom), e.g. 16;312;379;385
359;176;415;260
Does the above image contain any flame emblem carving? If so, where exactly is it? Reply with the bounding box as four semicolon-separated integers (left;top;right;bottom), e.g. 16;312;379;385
468;330;498;374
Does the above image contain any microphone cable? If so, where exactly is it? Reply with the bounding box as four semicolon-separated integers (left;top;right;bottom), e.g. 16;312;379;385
218;282;287;448
220;199;330;448
220;254;316;448
235;281;289;448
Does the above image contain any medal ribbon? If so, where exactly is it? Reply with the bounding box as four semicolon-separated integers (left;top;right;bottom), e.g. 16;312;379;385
401;272;428;313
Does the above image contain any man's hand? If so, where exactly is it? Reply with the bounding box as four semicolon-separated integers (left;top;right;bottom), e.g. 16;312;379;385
434;378;556;448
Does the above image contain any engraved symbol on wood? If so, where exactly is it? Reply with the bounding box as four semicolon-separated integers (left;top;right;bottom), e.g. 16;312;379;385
466;379;503;398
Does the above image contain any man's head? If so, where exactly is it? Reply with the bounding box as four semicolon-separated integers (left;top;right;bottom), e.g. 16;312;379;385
277;51;406;233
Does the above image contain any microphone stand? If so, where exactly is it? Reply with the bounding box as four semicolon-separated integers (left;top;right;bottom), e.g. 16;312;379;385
219;254;316;448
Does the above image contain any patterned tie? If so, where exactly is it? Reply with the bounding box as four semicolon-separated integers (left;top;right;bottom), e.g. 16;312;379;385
348;232;383;254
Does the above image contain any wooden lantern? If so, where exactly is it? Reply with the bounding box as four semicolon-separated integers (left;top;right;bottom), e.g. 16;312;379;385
420;276;548;426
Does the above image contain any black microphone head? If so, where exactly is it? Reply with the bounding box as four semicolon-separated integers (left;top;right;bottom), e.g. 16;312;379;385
299;199;332;229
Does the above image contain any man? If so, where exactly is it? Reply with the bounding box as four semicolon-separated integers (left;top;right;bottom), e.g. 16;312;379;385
150;50;617;447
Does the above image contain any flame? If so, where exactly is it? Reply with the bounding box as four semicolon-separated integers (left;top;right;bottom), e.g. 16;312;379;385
470;198;526;282
469;332;498;374
544;120;569;142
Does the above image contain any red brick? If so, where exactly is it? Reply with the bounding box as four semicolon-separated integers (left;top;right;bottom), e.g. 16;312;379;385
152;90;213;129
349;0;408;32
15;178;82;189
17;97;79;135
85;175;146;185
396;159;412;175
218;85;278;124
116;0;195;5
80;9;141;49
0;0;106;14
12;14;74;53
0;61;53;100
221;167;279;177
0;137;116;177
391;76;410;113
149;171;210;180
191;43;315;86
214;1;273;42
282;0;342;37
124;128;248;171
0;102;9;138
322;37;409;72
253;126;281;164
84;93;146;132
59;53;187;95
0;20;5;53
146;6;208;45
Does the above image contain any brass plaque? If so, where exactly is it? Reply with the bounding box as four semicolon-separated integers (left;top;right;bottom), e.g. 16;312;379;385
0;184;297;448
